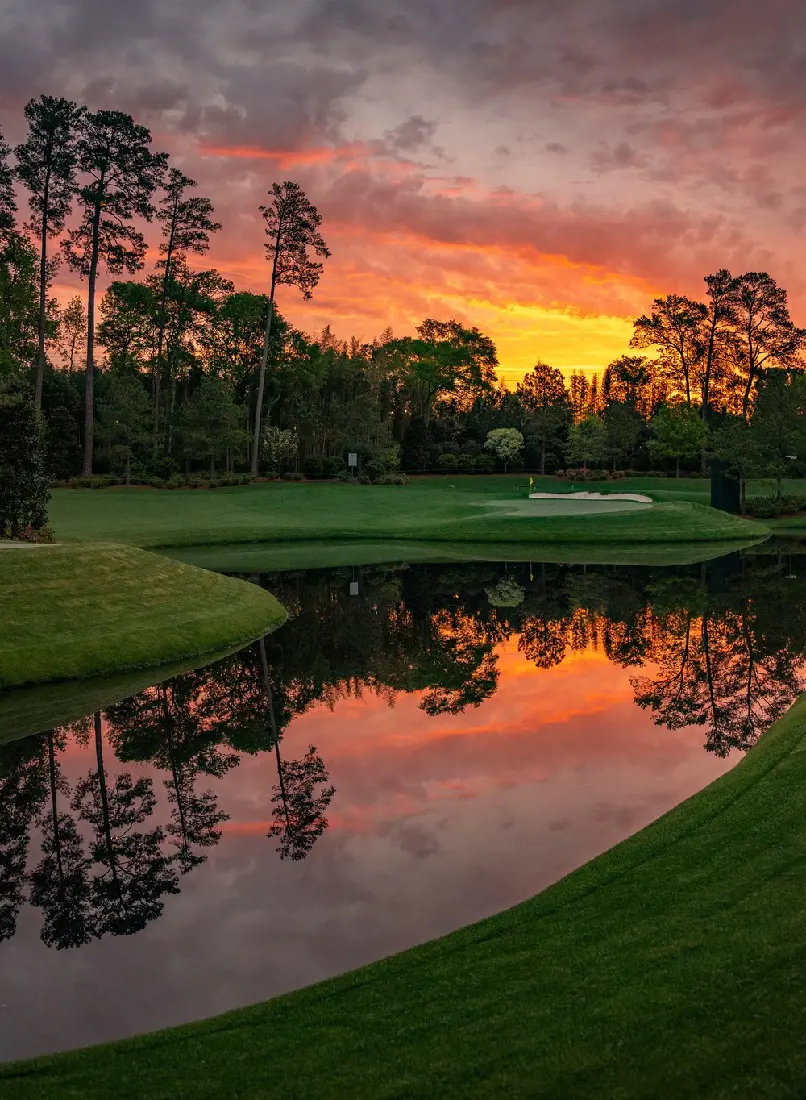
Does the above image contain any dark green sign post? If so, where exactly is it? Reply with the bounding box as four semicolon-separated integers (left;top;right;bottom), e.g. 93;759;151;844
711;459;741;513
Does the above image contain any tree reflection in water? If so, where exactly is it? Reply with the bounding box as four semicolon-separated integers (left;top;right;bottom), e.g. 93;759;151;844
1;550;805;948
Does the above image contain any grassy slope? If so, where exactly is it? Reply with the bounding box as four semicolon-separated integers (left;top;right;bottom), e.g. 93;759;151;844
48;477;765;549
5;696;806;1098
0;545;285;690
171;536;765;573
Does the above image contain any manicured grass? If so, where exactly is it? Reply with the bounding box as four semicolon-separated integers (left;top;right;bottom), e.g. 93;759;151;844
0;545;285;690
47;478;766;549
5;695;806;1097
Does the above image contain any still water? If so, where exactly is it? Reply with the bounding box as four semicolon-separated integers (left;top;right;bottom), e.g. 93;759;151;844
1;552;802;1061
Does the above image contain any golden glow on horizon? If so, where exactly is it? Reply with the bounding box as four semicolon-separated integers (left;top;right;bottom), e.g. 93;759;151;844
51;139;662;384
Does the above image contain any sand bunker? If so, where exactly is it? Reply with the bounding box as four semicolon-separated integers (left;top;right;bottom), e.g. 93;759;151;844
529;491;652;503
484;493;653;518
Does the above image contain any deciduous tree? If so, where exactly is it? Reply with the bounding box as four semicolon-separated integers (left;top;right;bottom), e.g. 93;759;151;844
516;361;570;474
484;427;524;473
97;368;152;484
648;404;708;478
564;414;607;473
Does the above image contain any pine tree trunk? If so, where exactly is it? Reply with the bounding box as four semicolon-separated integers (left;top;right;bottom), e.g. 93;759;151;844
252;295;276;476
676;456;680;478
82;208;101;475
153;233;176;458
540;437;546;476
34;179;50;411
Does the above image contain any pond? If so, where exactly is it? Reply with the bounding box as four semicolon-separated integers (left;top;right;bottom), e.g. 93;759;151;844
1;548;804;1062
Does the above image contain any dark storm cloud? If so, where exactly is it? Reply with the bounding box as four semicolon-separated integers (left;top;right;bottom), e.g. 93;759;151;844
3;0;805;153
0;0;368;150
2;0;805;327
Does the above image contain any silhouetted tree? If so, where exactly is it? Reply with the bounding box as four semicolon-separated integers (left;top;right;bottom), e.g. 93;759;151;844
253;181;330;474
15;96;84;407
153;169;221;452
63;110;166;473
516;361;571;474
0;125;16;237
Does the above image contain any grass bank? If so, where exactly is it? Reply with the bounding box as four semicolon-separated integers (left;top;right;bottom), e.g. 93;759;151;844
48;477;765;549
0;545;285;690
171;536;765;573
4;695;806;1097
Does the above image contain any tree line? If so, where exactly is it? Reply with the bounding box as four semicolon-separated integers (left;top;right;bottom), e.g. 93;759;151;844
2;95;806;506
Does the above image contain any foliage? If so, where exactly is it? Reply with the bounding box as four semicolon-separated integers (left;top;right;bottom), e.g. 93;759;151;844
0;381;50;538
262;425;298;473
564;414;608;472
484;427;524;472
179;375;246;476
648;404;709;477
516;361;571;474
14;95;84;406
96;369;152;483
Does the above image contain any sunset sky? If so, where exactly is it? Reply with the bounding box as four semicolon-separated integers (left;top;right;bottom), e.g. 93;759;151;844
1;0;805;383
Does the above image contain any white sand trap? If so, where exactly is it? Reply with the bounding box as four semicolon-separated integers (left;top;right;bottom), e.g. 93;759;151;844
484;493;653;518
529;491;652;503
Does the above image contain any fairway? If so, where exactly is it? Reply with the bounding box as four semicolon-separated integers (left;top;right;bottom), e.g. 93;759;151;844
46;477;762;548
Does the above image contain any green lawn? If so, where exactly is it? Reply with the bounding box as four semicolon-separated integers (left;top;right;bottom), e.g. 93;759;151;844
5;694;806;1098
171;536;766;573
47;477;766;549
0;545;285;690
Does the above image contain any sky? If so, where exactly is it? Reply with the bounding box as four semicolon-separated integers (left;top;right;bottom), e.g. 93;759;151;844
1;0;805;384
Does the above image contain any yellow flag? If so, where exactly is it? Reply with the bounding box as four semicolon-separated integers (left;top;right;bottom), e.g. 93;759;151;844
529;476;534;488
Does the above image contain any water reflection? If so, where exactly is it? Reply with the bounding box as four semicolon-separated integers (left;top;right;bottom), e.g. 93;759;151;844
0;552;803;1058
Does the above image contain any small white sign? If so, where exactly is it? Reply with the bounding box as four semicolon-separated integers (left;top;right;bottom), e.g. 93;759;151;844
349;581;359;596
348;452;358;467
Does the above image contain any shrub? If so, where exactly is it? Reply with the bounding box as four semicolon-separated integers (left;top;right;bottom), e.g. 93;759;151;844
148;456;181;481
375;472;409;485
322;456;345;478
437;453;459;472
475;453;496;472
556;468;611;482
15;524;56;543
302;456;325;478
745;494;806;518
363;458;386;482
67;474;121;489
282;471;305;481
